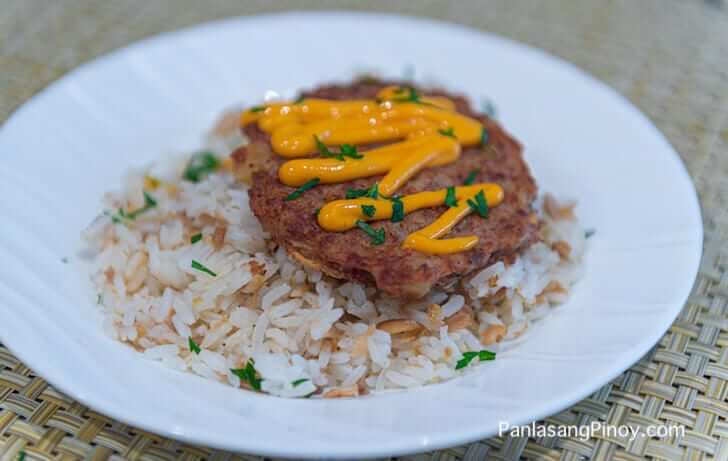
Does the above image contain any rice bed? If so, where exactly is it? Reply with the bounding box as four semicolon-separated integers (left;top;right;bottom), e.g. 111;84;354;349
82;125;586;398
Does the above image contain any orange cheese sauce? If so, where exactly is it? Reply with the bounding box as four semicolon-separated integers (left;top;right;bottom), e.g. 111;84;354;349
241;85;501;254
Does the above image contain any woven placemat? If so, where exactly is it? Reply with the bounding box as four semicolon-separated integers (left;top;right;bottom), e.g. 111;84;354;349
1;1;727;460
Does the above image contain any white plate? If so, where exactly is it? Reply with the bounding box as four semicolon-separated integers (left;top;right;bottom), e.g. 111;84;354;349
0;12;702;459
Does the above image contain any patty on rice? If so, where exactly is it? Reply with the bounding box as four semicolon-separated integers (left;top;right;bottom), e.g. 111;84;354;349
234;79;539;299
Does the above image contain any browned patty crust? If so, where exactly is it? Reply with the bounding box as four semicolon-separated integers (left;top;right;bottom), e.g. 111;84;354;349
235;79;539;299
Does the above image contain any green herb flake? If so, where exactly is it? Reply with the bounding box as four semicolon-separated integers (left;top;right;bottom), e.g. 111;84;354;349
231;359;262;391
113;191;159;222
340;144;363;159
183;151;220;183
480;128;490;146
345;187;368;199
438;127;456;138
18;450;26;461
456;350;496;370
466;190;489;218
188;337;201;354
366;183;379;199
391;85;422;104
191;259;217;277
313;135;338;160
444;186;458;208
361;204;376;217
585;229;596;239
190;233;202;244
97;294;103;305
346;183;378;200
285;177;320;201
356;220;385;245
61;257;69;264
291;378;309;387
250;105;266;112
464;169;480;186
314;207;321;217
390;196;405;223
293;95;305;104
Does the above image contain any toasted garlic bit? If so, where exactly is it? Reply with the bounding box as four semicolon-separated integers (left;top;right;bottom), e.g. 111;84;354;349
221;157;235;172
242;274;265;294
544;280;566;294
480;324;507;345
143;175;161;191
552;240;571;260
445;306;474;331
376;319;422;335
289;249;345;280
392;330;420;346
543;193;575;220
212;225;227;250
124;251;148;293
427;303;443;323
484;287;507;306
250;260;266;275
351;325;375;358
323;385;359;398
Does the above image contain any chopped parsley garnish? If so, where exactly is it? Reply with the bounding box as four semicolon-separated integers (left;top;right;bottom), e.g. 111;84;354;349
97;294;103;305
285;177;320;201
231;359;262;391
293;95;305;104
183;151;219;183
292;378;309;387
585;229;596;239
112;191;158;223
188;337;201;354
340;144;363;159
314;135;337;159
366;183;379;199
356;220;385;245
480;128;490;146
61;257;69;264
250;105;266;112
346;183;379;200
464;169;480;186
191;233;202;244
444;186;458;208
191;260;217;277
346;188;368;199
361;204;376;217
18;451;25;461
314;207;321;217
456;350;496;370
390;196;405;223
128;192;157;219
467;190;489;218
392;85;424;104
438;127;456;138
314;135;362;161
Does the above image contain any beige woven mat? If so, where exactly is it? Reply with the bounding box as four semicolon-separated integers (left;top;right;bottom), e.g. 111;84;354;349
1;1;727;460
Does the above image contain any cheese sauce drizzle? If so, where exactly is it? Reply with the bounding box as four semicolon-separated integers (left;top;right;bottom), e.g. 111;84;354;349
241;86;503;254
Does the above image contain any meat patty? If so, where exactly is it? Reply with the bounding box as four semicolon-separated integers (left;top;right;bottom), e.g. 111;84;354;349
235;79;539;299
